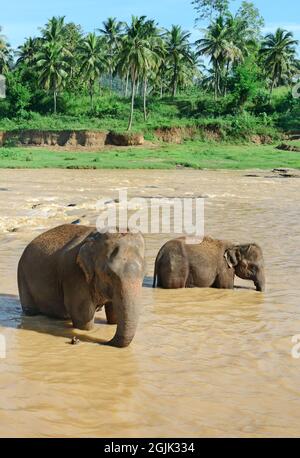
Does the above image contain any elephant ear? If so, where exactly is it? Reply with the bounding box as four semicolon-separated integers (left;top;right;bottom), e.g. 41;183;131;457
76;238;96;284
224;247;240;269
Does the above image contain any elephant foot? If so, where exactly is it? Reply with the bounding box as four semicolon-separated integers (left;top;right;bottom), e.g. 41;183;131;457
72;319;94;331
22;306;40;316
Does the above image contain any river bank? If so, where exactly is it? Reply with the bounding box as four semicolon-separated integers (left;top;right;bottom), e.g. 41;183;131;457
1;140;300;170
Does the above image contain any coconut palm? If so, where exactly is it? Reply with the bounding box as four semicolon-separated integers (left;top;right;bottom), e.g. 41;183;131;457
17;37;42;66
61;23;84;92
197;14;252;97
35;41;70;114
139;19;164;120
0;28;12;74
200;67;219;93
196;16;230;98
41;16;66;43
259;28;299;93
153;59;169;98
118;16;159;130
165;25;193;97
98;17;124;90
79;32;107;110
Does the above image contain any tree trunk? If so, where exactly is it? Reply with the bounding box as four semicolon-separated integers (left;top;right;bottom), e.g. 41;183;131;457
90;80;94;111
224;61;230;97
172;77;176;97
125;71;129;97
172;65;177;98
53;90;57;115
270;77;276;95
172;80;177;98
110;65;113;92
127;74;136;131
143;77;147;121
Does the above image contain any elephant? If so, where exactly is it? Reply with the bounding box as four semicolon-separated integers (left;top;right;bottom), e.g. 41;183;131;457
153;236;265;292
18;224;145;347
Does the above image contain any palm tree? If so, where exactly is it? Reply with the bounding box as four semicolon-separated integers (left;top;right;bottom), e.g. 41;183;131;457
35;41;69;114
196;16;229;98
118;16;158;130
79;33;107;110
41;16;65;43
165;25;193;97
196;15;250;98
180;51;203;91
17;37;42;66
139;19;164;120
153;59;169;98
0;28;12;74
61;23;84;92
259;28;299;93
99;17;124;90
200;67;219;93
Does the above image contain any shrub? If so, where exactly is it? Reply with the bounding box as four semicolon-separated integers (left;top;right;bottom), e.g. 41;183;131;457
5;72;32;116
195;94;236;117
276;98;300;131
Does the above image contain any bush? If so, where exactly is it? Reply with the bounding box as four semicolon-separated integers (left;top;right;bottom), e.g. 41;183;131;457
276;98;300;131
222;113;278;140
5;72;32;116
251;89;273;115
195;94;236;117
30;90;68;115
91;97;128;118
231;56;264;111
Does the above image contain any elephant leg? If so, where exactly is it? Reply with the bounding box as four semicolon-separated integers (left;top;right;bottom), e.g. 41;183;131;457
213;271;234;289
72;318;94;331
158;266;189;289
105;302;117;325
68;301;96;331
18;279;39;316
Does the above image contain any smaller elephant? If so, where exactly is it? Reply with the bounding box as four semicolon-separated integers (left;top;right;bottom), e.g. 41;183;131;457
153;236;265;292
18;224;145;347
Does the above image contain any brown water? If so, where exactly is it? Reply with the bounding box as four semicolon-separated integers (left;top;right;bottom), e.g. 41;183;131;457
0;169;300;438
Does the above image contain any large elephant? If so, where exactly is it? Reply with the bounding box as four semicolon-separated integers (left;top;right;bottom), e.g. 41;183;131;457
18;224;145;347
153;236;265;292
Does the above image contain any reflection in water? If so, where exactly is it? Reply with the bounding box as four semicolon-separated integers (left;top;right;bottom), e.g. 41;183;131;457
0;169;300;437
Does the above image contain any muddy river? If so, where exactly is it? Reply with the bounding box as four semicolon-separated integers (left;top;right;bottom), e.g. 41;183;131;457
0;169;299;437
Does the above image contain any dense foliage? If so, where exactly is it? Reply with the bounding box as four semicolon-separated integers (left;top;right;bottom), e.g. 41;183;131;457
0;1;299;132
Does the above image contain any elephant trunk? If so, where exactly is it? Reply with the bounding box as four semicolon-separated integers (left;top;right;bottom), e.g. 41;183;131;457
254;270;265;292
108;279;142;348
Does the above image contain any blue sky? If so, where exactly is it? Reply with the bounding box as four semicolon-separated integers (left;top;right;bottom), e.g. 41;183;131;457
2;0;300;52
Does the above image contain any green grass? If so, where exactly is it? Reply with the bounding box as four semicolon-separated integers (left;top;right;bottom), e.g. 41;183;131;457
1;141;299;170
